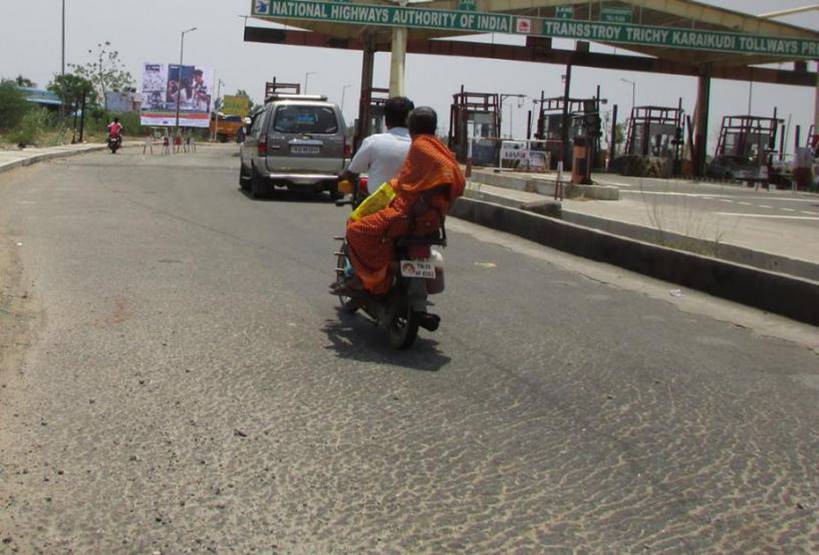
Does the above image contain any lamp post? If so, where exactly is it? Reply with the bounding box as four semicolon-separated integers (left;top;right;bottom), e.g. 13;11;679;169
620;78;636;116
498;94;526;139
304;72;317;94
61;0;66;76
340;84;352;117
212;78;225;142
760;5;819;131
174;26;198;135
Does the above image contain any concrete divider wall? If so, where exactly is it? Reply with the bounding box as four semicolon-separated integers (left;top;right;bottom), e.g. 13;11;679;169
450;197;819;326
470;170;620;201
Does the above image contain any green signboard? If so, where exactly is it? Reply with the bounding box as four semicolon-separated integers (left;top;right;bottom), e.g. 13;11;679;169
252;0;515;34
458;0;477;11
541;18;819;59
251;1;819;59
556;6;574;21
601;7;632;24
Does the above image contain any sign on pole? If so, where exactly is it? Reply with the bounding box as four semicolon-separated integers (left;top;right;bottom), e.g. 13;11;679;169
250;0;819;59
601;7;633;24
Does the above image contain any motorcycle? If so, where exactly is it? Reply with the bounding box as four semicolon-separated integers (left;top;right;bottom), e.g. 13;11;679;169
107;134;122;154
333;178;447;350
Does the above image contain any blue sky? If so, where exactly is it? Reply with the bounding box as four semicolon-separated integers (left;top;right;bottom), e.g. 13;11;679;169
1;0;816;152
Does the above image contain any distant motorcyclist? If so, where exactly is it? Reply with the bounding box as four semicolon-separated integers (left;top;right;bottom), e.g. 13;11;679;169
107;117;123;139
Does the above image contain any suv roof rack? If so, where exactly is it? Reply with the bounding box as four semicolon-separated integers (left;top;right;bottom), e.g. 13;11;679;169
265;93;328;103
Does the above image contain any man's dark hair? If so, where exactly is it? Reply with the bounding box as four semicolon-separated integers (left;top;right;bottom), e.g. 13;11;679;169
193;69;203;77
384;96;414;128
114;117;119;123
407;107;437;136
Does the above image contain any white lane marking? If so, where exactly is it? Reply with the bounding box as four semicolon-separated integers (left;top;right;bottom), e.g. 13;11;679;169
801;211;819;216
719;198;735;203
782;208;796;212
757;205;772;209
737;201;753;206
620;190;818;203
716;212;819;220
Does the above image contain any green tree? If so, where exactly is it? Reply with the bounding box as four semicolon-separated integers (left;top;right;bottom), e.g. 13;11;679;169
0;80;30;130
15;75;36;88
48;73;96;113
70;41;134;109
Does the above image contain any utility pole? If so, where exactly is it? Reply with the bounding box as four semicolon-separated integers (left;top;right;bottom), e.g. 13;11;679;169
61;0;66;75
212;78;224;142
175;27;197;135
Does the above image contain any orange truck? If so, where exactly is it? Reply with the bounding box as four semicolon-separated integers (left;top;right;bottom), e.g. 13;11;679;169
210;114;244;142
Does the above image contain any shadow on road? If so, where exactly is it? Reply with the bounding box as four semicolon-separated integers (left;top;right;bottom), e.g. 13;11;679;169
321;311;451;372
238;187;335;204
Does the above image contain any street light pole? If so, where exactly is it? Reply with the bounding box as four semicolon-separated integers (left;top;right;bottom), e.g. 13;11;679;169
212;78;224;142
305;72;317;94
620;78;636;115
174;27;197;135
61;0;66;76
304;72;317;94
340;84;352;117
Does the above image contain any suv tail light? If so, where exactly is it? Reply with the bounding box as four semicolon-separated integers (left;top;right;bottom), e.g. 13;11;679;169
257;135;267;156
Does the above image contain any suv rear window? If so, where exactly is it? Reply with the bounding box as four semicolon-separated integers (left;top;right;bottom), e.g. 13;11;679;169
272;105;339;134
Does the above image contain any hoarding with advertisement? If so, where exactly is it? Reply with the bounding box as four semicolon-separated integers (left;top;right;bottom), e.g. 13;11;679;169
222;95;250;117
140;62;214;127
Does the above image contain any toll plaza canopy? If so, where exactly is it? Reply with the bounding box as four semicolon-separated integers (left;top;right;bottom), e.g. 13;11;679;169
249;0;819;67
246;0;819;174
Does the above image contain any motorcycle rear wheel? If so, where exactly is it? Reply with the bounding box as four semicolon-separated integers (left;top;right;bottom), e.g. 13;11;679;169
335;242;360;314
388;305;420;350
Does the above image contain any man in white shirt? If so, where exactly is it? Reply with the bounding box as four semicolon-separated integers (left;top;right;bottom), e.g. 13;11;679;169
340;96;414;195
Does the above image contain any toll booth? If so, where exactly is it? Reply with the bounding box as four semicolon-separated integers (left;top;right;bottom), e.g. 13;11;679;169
448;87;500;166
353;87;390;150
534;95;604;171
616;104;686;177
264;78;301;100
808;125;818;158
707;115;783;182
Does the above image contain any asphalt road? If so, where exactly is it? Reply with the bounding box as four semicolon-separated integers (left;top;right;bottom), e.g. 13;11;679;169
0;145;817;554
596;174;819;227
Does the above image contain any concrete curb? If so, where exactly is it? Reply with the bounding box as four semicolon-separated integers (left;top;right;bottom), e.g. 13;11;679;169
471;170;620;201
464;188;819;283
450;197;819;326
0;145;107;176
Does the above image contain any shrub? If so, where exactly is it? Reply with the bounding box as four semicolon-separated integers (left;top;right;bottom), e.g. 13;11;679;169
6;108;50;145
0;80;31;130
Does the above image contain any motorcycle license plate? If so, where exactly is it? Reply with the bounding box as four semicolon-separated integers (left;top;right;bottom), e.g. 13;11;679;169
400;260;436;279
291;146;320;154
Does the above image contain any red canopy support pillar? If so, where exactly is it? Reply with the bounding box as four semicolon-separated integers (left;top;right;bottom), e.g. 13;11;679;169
693;66;712;177
354;36;376;152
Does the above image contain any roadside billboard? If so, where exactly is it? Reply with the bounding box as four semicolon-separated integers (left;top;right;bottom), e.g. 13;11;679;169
222;95;250;117
140;62;214;127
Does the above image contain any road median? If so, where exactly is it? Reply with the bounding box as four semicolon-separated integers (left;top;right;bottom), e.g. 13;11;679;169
451;196;819;326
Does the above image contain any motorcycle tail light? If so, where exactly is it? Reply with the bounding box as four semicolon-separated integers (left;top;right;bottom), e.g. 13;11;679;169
359;176;369;194
408;245;431;259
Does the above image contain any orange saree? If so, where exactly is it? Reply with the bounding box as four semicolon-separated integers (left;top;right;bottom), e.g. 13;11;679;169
346;135;466;295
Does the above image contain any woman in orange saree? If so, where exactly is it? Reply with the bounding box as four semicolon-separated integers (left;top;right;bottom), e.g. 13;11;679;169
341;108;465;296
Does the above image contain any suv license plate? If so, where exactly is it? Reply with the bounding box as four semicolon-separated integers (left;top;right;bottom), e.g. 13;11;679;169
400;260;436;279
291;146;320;154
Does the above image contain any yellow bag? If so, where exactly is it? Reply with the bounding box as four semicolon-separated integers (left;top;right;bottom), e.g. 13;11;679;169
349;182;396;222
